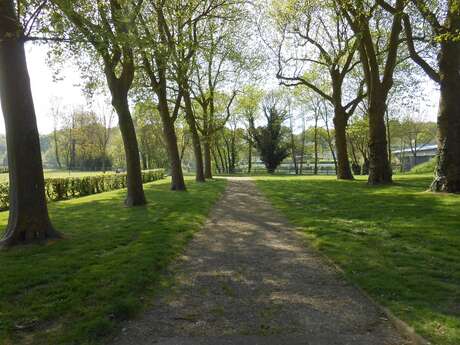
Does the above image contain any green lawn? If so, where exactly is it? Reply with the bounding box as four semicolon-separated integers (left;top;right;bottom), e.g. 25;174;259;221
255;173;459;345
0;170;116;183
0;177;226;345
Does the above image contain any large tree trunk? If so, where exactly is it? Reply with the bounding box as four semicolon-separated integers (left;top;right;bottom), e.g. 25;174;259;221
333;109;353;180
431;38;460;192
112;96;146;206
183;92;205;182
368;96;393;184
157;98;186;191
203;137;213;178
0;0;60;247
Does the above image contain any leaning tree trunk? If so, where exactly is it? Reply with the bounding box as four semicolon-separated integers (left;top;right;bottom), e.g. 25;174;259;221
431;39;460;193
112;96;146;206
158;98;186;191
216;141;227;174
212;149;221;173
0;0;60;247
333;109;353;180
368;95;393;184
223;135;232;173
183;92;205;182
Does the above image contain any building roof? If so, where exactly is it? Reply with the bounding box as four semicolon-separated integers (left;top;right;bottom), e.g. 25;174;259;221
393;144;437;154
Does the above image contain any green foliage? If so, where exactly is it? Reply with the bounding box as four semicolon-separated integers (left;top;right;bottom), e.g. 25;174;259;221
0;169;164;210
0;177;226;345
408;157;437;174
251;94;290;173
133;101;170;169
235;85;264;120
45;109;116;171
256;174;460;345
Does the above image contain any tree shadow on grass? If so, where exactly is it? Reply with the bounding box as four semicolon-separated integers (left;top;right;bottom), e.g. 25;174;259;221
0;179;226;345
256;176;460;345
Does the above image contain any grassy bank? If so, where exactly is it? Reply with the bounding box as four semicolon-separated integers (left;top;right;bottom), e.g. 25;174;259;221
255;174;459;345
0;178;226;345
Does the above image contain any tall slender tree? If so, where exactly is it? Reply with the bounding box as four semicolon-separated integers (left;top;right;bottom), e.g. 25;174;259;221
51;0;146;205
135;0;230;189
136;2;184;190
338;0;406;184
50;99;63;169
273;0;365;180
235;85;264;175
191;10;247;179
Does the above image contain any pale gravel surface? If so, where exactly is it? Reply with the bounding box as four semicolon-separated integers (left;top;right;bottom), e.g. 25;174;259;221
110;178;411;345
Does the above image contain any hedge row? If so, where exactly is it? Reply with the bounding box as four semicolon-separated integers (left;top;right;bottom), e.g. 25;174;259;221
0;169;165;211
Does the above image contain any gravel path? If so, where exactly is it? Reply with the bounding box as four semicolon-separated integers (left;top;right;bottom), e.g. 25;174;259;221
111;178;411;345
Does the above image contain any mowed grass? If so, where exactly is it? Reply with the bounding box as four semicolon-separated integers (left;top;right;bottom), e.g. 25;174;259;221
255;174;459;345
0;170;115;183
0;177;226;345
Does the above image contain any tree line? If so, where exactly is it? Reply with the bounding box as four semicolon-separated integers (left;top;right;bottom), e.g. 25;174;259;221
0;0;458;247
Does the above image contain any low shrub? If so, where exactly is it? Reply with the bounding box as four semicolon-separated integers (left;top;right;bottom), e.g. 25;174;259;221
408;157;437;174
0;169;164;211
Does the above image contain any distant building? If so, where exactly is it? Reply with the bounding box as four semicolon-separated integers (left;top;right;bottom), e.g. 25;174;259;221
393;144;437;171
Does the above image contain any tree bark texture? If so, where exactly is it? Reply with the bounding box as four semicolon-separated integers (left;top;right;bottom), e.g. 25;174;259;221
333;108;353;179
0;0;60;247
368;95;393;184
157;97;186;191
111;93;146;206
183;91;205;182
431;37;460;192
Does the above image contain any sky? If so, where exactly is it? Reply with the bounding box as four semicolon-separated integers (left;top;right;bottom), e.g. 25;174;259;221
0;44;441;135
0;44;87;135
